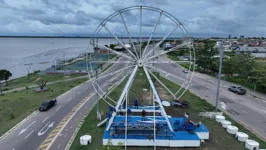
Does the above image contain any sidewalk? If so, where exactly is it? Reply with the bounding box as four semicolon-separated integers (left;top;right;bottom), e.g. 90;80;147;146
195;72;266;101
2;56;118;94
161;54;266;102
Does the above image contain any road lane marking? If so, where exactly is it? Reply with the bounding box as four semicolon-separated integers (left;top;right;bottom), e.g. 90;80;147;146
18;121;36;135
25;130;34;139
42;117;48;123
55;107;61;112
67;98;72;102
37;122;54;136
64;133;68;138
57;144;61;149
77;92;81;95
39;142;50;149
38;93;95;150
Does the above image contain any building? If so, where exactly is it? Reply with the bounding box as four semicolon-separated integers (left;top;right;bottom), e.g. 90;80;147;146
162;43;174;49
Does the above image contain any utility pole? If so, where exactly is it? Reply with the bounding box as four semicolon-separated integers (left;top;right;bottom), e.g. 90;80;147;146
63;52;66;75
0;82;3;95
215;41;224;111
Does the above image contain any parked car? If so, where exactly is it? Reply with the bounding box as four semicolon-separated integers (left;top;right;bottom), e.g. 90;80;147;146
228;86;246;95
39;99;57;111
183;69;189;73
171;100;189;108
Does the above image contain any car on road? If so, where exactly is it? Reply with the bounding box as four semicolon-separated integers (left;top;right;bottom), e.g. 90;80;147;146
228;86;246;95
183;69;189;73
39;99;57;111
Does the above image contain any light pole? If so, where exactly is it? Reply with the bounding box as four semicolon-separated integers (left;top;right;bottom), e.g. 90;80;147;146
215;40;224;111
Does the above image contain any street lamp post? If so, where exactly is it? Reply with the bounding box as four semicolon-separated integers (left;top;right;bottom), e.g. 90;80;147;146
215;41;224;111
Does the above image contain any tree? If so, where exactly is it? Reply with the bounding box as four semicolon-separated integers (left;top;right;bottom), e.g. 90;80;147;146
249;62;266;91
110;44;116;50
0;69;12;86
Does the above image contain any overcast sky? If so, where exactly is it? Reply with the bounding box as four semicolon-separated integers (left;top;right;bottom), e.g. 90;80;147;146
0;0;266;37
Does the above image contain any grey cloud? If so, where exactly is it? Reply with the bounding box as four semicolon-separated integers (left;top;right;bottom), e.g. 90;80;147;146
0;0;266;36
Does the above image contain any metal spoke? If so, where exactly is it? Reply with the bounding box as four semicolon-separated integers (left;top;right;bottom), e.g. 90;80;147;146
139;6;142;59
144;42;188;62
174;45;194;96
106;65;138;131
143;66;173;132
145;64;187;82
141;11;163;61
104;67;133;100
92;82;117;104
93;65;132;105
142;25;180;61
146;60;192;64
147;69;176;99
102;24;138;61
93;65;133;81
120;12;140;60
92;60;133;64
94;42;135;61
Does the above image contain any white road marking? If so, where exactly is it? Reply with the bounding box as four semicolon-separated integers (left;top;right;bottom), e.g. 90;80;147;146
59;133;63;137
56;107;61;112
42;117;48;123
241;109;248;114
25;130;34;139
18;121;36;135
77;92;81;95
67;98;72;102
57;144;61;149
64;133;68;138
37;122;54;136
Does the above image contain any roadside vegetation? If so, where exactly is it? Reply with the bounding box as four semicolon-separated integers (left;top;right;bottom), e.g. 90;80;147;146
70;69;266;150
1;71;86;91
0;78;88;136
166;40;266;94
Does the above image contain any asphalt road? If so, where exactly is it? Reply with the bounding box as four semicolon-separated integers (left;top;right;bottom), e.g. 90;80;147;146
1;45;266;150
156;53;266;140
0;57;129;150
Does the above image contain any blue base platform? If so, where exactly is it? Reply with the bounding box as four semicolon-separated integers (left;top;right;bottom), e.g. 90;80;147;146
103;116;209;147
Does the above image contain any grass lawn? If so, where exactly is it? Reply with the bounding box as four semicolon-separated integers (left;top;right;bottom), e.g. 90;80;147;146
70;69;266;150
0;78;87;136
3;73;86;91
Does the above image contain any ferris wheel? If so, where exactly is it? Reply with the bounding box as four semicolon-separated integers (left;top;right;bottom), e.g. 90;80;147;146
88;6;195;148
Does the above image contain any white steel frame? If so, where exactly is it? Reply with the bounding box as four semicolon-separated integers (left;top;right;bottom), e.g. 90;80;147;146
89;6;195;149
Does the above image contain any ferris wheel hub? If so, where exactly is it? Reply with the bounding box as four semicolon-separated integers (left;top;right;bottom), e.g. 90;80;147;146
137;60;143;67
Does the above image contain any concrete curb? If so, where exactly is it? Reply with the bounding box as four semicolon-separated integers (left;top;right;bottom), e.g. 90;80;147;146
64;100;97;150
190;88;266;142
64;68;125;150
0;59;116;142
0;110;38;141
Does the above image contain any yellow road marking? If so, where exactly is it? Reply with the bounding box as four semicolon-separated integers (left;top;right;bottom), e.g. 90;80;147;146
48;132;58;137
39;142;50;149
38;92;95;150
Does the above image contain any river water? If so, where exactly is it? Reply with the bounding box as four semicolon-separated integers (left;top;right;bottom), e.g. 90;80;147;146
0;37;129;79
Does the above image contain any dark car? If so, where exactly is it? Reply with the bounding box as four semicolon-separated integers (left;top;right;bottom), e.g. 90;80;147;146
171;100;189;108
228;86;246;95
39;99;57;111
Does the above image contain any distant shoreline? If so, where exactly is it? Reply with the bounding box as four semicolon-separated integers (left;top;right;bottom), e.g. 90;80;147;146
0;36;184;39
